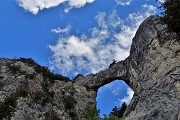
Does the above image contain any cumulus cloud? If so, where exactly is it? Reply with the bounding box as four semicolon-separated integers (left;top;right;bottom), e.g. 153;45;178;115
49;4;156;75
115;0;133;6
16;0;95;14
119;88;134;105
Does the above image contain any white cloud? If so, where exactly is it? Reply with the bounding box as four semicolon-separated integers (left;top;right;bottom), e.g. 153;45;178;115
119;88;134;105
99;81;124;96
114;4;156;49
16;0;155;14
157;0;164;3
115;0;132;6
51;25;71;34
16;0;95;14
49;4;156;75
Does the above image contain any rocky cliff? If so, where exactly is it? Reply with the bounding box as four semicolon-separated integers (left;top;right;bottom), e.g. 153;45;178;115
0;15;180;120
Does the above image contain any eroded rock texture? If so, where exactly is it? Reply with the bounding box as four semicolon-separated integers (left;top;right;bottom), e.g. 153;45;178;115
0;15;179;120
76;15;180;120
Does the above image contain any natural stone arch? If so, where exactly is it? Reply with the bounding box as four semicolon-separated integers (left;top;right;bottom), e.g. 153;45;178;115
74;60;132;91
73;58;136;119
74;15;180;119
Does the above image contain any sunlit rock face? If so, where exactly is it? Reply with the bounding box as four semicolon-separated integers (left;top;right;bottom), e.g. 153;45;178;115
0;15;179;120
75;15;180;120
123;16;180;120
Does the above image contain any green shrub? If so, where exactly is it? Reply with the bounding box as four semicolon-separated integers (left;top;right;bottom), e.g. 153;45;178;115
7;63;21;74
0;94;18;119
0;84;29;120
16;85;28;97
64;95;77;110
34;91;53;106
15;58;70;82
103;114;123;120
69;111;78;120
158;0;180;33
17;58;36;65
83;106;125;120
25;73;36;79
83;106;100;120
110;102;127;118
34;80;54;106
34;91;47;102
33;63;70;82
44;110;62;120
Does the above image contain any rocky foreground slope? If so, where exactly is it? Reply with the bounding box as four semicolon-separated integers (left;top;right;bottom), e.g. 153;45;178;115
0;15;180;120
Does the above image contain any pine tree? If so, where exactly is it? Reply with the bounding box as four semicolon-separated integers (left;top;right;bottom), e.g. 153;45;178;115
110;106;119;117
118;102;127;118
110;102;127;118
158;0;180;33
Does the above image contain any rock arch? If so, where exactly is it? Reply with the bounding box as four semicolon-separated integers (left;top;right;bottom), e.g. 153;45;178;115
74;15;180;119
75;60;131;90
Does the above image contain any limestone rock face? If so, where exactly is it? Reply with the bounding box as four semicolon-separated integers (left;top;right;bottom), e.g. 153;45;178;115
76;16;180;120
0;15;179;120
0;59;96;120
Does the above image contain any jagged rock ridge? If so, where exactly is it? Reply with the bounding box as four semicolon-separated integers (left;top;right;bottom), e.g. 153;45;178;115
0;15;179;120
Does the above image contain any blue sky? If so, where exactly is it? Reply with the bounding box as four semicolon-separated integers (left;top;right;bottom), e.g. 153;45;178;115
0;0;162;117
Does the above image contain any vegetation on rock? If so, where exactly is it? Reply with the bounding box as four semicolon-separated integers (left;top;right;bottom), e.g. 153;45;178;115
39;79;54;105
158;0;180;33
103;115;123;120
14;58;70;81
0;94;17;120
64;95;77;110
83;105;126;120
83;106;100;120
0;85;28;120
110;102;127;118
69;111;79;120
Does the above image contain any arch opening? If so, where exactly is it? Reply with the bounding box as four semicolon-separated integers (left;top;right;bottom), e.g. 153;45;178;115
96;80;134;118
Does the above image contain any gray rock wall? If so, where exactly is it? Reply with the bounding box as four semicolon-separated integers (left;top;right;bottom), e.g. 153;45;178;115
0;59;96;120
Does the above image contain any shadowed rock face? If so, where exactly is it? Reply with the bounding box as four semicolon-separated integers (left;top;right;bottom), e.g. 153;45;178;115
0;16;179;120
